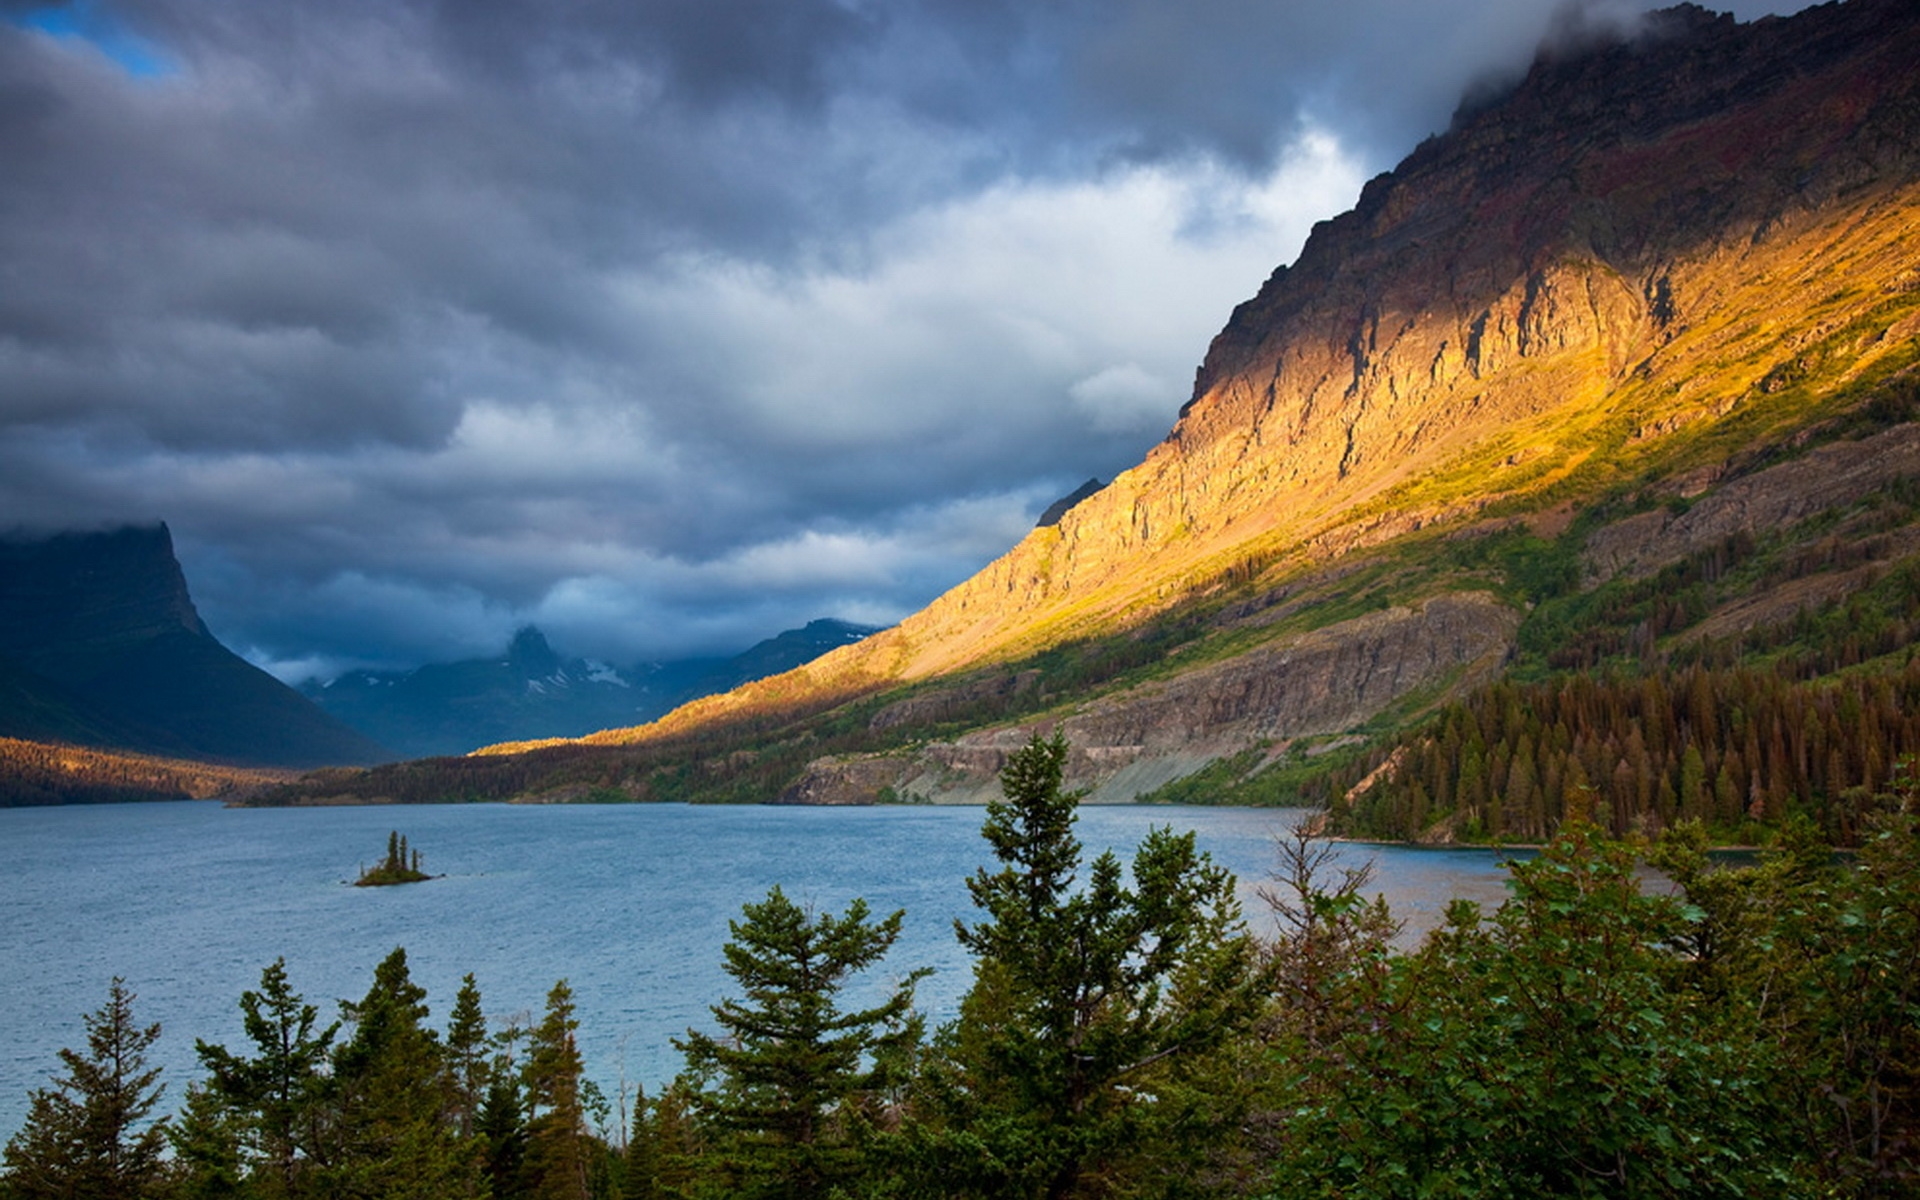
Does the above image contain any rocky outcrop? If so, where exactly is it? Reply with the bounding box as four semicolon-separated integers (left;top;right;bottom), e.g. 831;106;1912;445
782;592;1518;805
867;669;1041;732
1581;423;1920;581
0;524;211;679
1060;592;1516;752
772;754;912;806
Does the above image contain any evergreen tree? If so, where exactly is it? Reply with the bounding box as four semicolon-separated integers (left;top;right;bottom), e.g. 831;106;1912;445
521;981;590;1200
476;1035;528;1200
915;731;1266;1199
445;975;491;1139
323;948;480;1200
1268;823;1798;1197
623;1080;702;1200
194;957;338;1198
166;1083;248;1200
356;833;428;886
1;979;170;1200
617;1087;657;1200
676;886;926;1199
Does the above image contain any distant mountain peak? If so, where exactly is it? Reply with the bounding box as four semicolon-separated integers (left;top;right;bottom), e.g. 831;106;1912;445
307;616;884;759
506;625;561;676
800;618;882;638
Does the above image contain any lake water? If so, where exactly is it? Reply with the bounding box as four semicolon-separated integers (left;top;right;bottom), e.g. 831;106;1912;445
0;801;1524;1141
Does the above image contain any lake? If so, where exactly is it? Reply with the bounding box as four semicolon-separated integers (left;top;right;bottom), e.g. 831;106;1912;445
0;800;1524;1141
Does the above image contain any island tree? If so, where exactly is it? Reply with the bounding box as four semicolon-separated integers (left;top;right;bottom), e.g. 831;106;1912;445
355;832;430;887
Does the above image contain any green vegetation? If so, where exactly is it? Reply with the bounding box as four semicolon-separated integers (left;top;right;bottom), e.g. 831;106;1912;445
1329;657;1920;844
1326;483;1920;844
1260;816;1920;1197
903;733;1267;1197
9;739;1920;1197
673;888;925;1199
353;831;432;886
1;979;170;1200
1138;741;1369;808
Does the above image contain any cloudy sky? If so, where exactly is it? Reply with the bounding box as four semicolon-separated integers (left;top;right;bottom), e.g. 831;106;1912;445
0;0;1810;679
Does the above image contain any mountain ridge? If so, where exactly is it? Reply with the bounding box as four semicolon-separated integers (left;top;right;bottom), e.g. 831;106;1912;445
542;0;1920;735
262;0;1920;823
306;618;882;759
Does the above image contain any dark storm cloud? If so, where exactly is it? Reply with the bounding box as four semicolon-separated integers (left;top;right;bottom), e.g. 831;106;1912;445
424;0;878;108
0;0;1813;678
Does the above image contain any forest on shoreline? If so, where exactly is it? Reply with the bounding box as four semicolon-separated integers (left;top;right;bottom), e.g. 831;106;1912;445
5;734;1916;1199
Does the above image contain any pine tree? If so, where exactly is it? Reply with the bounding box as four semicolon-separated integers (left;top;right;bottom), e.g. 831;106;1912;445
618;1087;657;1200
324;948;480;1200
0;979;170;1200
1680;743;1709;822
522;980;590;1200
445;974;491;1139
167;1082;248;1200
194;957;338;1198
628;1080;703;1200
477;1038;528;1200
358;832;428;886
676;886;926;1200
918;731;1266;1199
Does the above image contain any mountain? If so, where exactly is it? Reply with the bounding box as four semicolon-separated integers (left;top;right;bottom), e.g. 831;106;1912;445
707;620;882;691
260;0;1920;831
0;524;391;776
1036;479;1106;528
305;619;882;759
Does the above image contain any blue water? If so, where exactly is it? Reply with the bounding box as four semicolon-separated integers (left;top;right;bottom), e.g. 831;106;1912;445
0;801;1521;1141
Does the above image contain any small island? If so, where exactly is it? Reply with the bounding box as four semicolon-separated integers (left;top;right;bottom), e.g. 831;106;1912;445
354;830;433;886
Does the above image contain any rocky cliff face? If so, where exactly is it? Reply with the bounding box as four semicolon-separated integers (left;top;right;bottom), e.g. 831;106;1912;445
885;0;1920;677
0;524;391;770
1582;422;1920;581
615;0;1920;734
0;524;211;681
780;593;1517;804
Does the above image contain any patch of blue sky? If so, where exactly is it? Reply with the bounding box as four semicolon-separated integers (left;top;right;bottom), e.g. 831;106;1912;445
10;1;173;78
